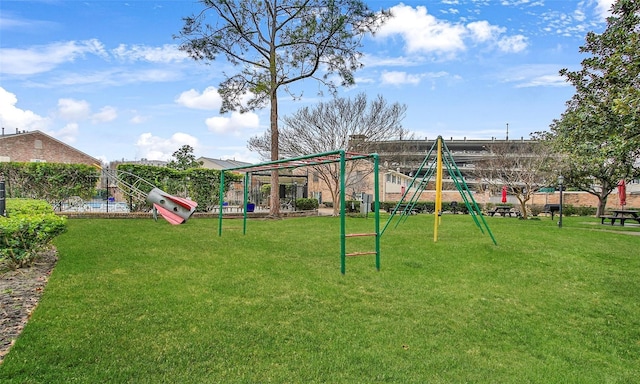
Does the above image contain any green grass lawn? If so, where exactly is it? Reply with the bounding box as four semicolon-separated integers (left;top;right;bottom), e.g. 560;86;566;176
1;214;639;383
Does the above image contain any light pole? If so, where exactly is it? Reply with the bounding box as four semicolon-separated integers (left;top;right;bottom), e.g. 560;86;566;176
558;175;564;228
0;174;6;217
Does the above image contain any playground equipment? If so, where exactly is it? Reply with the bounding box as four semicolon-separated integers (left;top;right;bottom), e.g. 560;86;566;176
101;168;197;225
219;150;380;275
382;136;497;245
146;187;198;225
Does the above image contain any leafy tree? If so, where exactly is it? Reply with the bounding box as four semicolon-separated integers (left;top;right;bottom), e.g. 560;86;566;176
544;0;640;216
177;0;389;217
472;141;556;219
248;93;409;215
167;145;203;171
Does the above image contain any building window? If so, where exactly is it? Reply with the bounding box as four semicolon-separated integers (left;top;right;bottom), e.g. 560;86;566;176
34;140;43;149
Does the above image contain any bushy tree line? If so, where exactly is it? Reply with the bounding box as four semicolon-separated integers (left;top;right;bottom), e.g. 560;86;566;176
543;0;640;216
0;162;99;209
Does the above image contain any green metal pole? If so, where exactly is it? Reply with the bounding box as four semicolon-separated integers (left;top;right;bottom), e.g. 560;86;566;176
373;154;381;271
218;171;225;236
340;150;347;275
243;172;249;235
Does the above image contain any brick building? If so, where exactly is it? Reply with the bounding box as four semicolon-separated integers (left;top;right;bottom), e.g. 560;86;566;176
0;129;100;166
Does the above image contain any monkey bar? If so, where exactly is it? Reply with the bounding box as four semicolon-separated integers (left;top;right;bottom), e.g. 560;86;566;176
219;150;380;274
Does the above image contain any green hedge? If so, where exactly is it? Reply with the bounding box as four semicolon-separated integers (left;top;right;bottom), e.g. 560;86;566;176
0;199;67;269
295;198;319;211
0;162;99;209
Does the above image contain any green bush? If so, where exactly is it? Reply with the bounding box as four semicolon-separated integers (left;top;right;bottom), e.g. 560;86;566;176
295;198;319;211
1;199;67;269
529;204;544;216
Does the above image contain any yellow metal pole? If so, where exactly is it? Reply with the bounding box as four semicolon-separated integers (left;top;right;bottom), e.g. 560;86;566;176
434;136;443;242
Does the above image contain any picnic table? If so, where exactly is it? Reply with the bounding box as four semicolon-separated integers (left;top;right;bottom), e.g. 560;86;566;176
600;210;640;226
487;205;521;217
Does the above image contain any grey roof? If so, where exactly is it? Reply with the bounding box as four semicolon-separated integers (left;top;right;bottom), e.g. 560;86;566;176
198;157;253;170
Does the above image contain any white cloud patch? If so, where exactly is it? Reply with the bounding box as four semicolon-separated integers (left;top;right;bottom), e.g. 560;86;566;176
595;0;615;19
130;113;149;124
378;4;467;56
58;98;91;121
380;71;423;86
467;21;504;43
377;4;528;58
501;64;569;87
497;35;528;53
112;44;187;63
91;106;118;123
176;87;223;110
135;132;200;161
0;39;107;75
205;111;260;134
0;87;49;131
46;123;79;144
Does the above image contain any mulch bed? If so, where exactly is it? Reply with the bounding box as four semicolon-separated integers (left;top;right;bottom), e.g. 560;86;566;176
0;249;57;364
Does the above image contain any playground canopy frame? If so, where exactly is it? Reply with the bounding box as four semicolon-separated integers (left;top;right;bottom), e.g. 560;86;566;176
219;150;381;274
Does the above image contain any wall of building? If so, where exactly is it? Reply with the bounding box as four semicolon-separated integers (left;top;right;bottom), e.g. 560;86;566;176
0;131;100;166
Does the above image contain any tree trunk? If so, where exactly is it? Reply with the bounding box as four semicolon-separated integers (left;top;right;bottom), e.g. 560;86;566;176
269;92;280;217
331;186;340;216
596;194;607;217
518;199;528;219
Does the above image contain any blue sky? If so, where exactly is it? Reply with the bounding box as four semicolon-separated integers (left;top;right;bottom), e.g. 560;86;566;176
0;0;614;164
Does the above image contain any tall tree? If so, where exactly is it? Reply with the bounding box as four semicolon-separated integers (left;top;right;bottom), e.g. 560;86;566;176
248;93;409;215
177;0;389;217
167;145;203;171
545;0;640;216
472;141;556;219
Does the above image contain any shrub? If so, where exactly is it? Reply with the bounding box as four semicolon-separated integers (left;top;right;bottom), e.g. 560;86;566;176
295;198;319;211
1;199;67;269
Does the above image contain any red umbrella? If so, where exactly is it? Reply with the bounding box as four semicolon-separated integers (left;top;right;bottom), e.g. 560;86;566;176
501;185;508;203
618;179;626;208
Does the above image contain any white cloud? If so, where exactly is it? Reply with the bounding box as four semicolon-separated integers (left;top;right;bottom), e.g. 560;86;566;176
497;35;528;53
501;64;569;87
58;98;91;121
130;114;149;124
380;71;423;86
377;4;528;58
205;111;260;134
92;106;118;123
0;87;49;131
467;21;504;43
176;87;223;110
135;132;200;161
378;4;467;55
46;123;79;144
595;0;615;19
516;74;568;88
0;39;107;75
112;44;187;63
